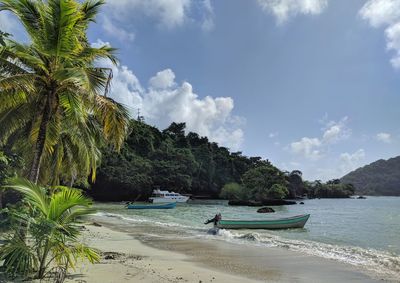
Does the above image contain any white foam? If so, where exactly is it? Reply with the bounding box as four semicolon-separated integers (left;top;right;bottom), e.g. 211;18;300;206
93;211;400;280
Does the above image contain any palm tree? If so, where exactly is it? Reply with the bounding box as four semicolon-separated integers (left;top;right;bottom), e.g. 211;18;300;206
0;0;129;184
0;177;99;279
0;30;10;46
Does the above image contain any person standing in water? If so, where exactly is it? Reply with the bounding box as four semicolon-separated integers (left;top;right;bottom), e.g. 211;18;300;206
204;213;222;227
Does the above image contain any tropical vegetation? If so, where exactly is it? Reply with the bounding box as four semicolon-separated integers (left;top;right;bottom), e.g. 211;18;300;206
304;179;355;199
0;178;99;280
0;0;129;186
0;0;129;281
91;120;355;201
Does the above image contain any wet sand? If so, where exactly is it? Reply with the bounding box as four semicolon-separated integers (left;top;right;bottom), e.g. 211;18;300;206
75;215;391;283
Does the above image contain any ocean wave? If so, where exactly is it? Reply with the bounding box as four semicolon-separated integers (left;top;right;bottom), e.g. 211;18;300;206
94;211;196;230
93;211;400;280
213;229;400;279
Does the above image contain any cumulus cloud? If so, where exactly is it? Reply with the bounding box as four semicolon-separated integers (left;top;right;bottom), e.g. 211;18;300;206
360;0;400;68
376;132;392;143
359;0;400;27
290;137;322;160
304;149;366;181
290;116;351;160
149;69;176;89
93;40;244;150
322;116;351;143
257;0;328;24
339;149;366;174
100;0;214;41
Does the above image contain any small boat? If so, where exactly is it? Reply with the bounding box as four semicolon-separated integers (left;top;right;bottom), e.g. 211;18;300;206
127;202;176;209
217;214;310;229
149;189;189;203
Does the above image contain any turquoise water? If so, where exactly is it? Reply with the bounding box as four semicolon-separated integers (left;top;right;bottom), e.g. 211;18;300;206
94;197;400;279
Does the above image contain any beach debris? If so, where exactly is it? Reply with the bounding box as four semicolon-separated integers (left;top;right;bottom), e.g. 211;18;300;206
256;207;275;213
102;251;123;260
127;255;143;260
91;222;102;227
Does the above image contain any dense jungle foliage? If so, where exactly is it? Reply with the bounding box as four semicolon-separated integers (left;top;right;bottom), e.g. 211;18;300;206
90;120;355;201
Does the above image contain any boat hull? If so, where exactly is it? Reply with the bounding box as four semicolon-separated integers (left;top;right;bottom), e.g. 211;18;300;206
217;214;310;229
150;196;189;203
127;202;176;209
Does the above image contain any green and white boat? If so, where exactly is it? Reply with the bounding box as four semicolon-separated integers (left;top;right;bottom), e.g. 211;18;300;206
217;214;310;229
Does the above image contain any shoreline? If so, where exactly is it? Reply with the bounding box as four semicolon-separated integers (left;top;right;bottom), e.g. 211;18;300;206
61;215;394;283
66;222;260;283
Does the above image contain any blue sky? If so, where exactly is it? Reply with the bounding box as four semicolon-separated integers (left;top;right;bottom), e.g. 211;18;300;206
1;0;400;181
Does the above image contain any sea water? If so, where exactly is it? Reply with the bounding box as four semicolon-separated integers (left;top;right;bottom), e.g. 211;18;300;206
94;197;400;279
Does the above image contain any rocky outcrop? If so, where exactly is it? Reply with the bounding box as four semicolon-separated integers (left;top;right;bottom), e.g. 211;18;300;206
228;199;296;206
257;207;275;213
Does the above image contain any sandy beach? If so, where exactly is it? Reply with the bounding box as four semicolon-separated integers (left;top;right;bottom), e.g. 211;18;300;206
62;217;389;283
65;223;259;283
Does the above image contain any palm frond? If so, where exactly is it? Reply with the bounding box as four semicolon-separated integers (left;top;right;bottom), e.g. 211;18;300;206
3;177;49;215
0;233;38;277
80;0;104;23
0;73;37;93
0;0;44;46
94;96;130;151
48;187;92;221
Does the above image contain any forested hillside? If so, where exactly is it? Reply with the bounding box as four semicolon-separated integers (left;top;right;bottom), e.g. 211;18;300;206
341;156;400;196
89;120;354;201
89;120;276;200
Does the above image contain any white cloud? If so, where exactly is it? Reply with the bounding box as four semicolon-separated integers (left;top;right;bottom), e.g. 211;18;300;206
339;149;366;174
257;0;328;24
142;79;244;150
93;40;244;150
385;22;400;67
200;0;215;31
359;0;400;27
269;132;278;138
100;0;214;41
290;116;351;160
106;0;190;29
322;116;351;143
101;16;135;42
360;0;400;68
290;137;322;160
304;149;366;181
376;132;392;143
149;69;176;89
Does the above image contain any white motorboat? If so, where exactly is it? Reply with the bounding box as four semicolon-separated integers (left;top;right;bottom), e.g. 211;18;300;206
149;189;189;203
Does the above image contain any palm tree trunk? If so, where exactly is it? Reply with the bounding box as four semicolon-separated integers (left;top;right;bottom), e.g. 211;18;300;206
29;98;51;184
37;241;50;279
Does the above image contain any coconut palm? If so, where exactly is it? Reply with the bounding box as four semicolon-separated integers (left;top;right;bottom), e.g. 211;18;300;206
0;0;129;184
0;177;99;279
